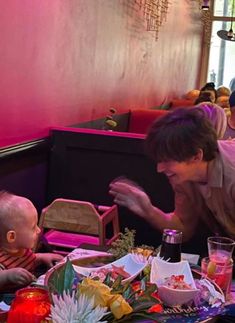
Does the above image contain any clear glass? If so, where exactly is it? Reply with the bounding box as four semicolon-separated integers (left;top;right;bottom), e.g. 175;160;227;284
201;256;233;298
207;236;235;262
207;20;235;88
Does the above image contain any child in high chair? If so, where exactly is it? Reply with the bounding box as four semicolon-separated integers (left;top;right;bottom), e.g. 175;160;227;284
0;191;63;290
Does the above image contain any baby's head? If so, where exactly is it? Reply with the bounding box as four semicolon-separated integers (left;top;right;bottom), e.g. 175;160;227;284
0;191;41;252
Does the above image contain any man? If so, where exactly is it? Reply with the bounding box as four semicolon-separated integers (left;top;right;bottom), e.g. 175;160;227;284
109;108;235;241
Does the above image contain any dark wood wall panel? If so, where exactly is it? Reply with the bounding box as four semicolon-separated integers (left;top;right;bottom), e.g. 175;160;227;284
47;128;175;247
0;139;50;212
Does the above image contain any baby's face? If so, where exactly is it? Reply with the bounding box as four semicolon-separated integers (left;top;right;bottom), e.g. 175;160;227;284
14;203;41;250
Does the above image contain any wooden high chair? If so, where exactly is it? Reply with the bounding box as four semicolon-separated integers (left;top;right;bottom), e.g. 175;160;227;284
38;198;120;255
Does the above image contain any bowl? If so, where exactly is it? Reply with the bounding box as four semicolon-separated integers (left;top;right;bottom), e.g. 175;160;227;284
73;253;148;284
150;257;200;306
157;285;199;307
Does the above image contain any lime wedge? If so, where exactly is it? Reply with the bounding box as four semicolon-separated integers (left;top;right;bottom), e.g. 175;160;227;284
207;261;216;277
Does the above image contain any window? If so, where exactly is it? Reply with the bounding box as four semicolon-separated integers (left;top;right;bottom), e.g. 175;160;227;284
207;0;235;90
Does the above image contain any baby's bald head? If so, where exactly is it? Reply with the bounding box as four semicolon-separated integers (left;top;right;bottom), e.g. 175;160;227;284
0;191;36;244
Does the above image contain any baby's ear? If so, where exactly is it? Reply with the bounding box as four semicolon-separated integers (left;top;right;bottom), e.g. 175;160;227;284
6;230;16;243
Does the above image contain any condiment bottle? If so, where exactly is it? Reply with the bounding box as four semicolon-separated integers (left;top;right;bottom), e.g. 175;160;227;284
159;229;182;262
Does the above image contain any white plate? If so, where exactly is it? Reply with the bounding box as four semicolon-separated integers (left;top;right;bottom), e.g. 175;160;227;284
73;253;148;284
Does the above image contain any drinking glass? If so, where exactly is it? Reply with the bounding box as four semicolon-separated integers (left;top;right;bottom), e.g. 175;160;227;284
207;236;235;263
201;256;233;299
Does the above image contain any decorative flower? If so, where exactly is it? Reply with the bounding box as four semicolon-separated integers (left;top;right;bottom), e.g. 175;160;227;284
50;290;107;323
77;278;112;307
108;294;133;319
77;277;133;319
147;303;163;313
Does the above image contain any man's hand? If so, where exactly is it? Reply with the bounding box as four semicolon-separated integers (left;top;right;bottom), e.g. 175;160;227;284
109;178;152;218
36;253;63;268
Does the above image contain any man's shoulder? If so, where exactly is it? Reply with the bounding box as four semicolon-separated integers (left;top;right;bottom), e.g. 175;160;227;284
218;139;235;149
218;140;235;160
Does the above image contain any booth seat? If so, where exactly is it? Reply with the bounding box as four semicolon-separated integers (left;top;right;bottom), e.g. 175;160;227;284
169;99;194;110
127;100;194;134
128;109;169;134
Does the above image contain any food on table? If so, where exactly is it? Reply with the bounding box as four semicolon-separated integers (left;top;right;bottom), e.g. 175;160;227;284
90;264;131;282
162;274;193;290
132;247;153;258
207;261;217;276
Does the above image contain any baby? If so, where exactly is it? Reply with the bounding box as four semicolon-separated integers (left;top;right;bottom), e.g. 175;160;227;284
0;191;63;290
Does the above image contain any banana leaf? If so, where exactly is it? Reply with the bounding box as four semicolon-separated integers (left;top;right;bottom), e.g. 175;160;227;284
48;258;76;295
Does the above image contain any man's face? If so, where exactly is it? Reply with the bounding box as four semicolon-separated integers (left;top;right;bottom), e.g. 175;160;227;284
15;204;41;250
157;159;199;185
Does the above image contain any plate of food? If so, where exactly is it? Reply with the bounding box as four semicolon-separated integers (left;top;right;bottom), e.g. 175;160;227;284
148;256;226;322
150;257;200;306
72;253;148;284
44;253;229;323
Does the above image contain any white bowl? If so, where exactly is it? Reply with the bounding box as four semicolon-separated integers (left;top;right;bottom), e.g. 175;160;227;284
73;253;148;284
158;285;199;307
150;257;200;306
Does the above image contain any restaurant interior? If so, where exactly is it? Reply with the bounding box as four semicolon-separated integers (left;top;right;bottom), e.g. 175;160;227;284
2;1;235;322
0;0;234;255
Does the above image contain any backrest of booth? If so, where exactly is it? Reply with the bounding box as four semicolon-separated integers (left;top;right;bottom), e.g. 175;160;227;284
47;127;175;246
128;109;169;134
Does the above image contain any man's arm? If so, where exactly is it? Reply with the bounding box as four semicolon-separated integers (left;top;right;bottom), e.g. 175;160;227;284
109;180;198;241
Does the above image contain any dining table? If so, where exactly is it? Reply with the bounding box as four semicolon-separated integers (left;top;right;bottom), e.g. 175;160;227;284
1;247;235;323
47;247;235;323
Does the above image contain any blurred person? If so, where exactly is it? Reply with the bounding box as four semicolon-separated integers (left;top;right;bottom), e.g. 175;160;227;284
194;91;213;105
110;108;235;242
200;82;217;103
194;102;227;139
184;89;200;102
216;86;231;98
229;77;235;93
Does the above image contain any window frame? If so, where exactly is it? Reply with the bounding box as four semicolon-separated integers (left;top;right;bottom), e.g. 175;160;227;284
200;0;235;87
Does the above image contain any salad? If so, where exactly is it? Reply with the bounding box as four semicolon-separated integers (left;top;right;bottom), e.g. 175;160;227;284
163;274;193;290
90;264;130;282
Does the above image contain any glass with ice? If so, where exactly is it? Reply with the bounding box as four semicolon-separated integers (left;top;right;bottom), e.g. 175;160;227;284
201;256;233;298
205;236;235;298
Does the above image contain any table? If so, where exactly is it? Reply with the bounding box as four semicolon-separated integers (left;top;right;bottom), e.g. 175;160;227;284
46;248;235;323
2;248;235;323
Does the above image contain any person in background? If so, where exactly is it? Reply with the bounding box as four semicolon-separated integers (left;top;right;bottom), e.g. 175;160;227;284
0;191;63;290
215;86;231;117
109;108;235;243
223;90;235;139
200;82;217;103
194;102;227;139
216;86;231;98
229;77;235;93
194;91;213;105
184;89;200;102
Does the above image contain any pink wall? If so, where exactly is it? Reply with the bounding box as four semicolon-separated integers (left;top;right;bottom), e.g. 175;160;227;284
0;0;203;148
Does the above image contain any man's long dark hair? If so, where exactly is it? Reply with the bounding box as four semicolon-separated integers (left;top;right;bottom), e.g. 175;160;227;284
145;108;218;163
